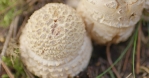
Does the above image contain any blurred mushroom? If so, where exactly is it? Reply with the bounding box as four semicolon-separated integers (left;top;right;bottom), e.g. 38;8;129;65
145;0;149;9
65;0;80;8
19;3;92;78
77;0;145;44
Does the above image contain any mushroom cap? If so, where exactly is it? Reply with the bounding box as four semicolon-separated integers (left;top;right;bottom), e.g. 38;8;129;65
144;0;149;9
78;0;144;27
20;3;92;78
65;0;80;8
77;0;144;44
90;22;135;44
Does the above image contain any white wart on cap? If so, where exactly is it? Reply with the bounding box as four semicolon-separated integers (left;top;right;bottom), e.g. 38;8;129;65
19;3;92;78
77;0;145;44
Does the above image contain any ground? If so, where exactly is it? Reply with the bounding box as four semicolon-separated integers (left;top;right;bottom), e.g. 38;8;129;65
0;0;149;78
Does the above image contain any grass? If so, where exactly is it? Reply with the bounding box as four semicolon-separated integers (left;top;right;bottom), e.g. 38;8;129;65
132;26;138;78
0;0;22;27
2;74;9;78
96;24;140;78
2;56;27;78
108;70;115;78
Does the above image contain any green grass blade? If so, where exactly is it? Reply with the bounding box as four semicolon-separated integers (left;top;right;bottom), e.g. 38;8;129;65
96;35;133;78
96;26;139;78
109;70;115;78
132;27;138;78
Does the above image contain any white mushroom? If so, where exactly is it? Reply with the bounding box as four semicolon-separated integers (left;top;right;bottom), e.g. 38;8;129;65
77;0;145;44
19;3;92;78
144;0;149;9
65;0;80;8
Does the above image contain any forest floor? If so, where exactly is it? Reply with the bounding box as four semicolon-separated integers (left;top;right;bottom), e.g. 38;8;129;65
0;0;149;78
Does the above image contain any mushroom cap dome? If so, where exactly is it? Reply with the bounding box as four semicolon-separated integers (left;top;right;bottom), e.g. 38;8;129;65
78;0;145;27
65;0;80;8
20;3;92;78
144;0;149;9
77;0;145;44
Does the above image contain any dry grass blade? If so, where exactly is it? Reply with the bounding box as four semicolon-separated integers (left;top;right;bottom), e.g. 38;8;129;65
122;48;131;72
13;21;18;39
0;16;19;77
125;73;132;78
0;59;14;78
140;66;149;74
1;16;19;56
106;43;121;78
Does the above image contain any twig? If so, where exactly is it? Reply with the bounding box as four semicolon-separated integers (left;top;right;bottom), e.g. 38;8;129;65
136;25;141;74
1;16;19;56
106;43;121;78
13;18;18;39
0;16;19;75
0;59;14;78
16;16;28;40
122;48;131;72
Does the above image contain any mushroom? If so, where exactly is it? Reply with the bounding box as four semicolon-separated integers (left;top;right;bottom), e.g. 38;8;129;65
65;0;80;8
77;0;145;44
145;0;149;9
19;3;92;78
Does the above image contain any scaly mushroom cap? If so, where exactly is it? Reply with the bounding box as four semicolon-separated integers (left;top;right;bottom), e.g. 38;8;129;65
77;0;145;44
20;3;92;78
